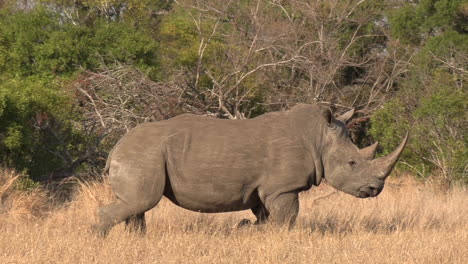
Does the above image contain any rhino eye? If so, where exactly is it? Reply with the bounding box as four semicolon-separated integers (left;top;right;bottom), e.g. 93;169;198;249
348;160;356;167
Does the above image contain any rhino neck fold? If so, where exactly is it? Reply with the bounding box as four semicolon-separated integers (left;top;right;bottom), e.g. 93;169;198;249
310;144;324;186
313;123;327;186
287;104;325;186
302;125;324;187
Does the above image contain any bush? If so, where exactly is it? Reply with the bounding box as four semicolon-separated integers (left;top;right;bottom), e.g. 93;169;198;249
370;70;467;184
0;6;162;181
370;0;468;185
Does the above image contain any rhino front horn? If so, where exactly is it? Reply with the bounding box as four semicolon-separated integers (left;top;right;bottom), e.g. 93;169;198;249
374;132;409;179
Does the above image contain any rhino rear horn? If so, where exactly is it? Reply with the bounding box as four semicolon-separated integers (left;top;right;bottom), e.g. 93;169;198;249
359;142;379;160
374;133;409;179
336;108;355;123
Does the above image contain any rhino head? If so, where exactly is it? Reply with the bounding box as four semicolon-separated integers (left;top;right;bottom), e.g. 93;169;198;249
319;108;408;198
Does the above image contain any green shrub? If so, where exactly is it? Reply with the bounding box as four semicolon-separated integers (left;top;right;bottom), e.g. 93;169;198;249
370;71;467;184
0;5;162;180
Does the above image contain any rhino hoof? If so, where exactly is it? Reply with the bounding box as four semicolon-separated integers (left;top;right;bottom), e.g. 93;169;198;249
90;224;108;238
237;219;252;228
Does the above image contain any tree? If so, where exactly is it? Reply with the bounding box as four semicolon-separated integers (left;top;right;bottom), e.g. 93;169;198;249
38;0;173;26
370;0;468;185
157;0;408;124
0;5;162;180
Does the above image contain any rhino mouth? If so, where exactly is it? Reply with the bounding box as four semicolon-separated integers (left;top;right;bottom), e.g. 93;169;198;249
357;185;383;198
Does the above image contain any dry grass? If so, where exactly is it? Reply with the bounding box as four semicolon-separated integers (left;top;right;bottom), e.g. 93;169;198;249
1;170;467;264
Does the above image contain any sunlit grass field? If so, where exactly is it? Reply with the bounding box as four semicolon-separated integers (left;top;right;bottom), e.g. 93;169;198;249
1;169;467;263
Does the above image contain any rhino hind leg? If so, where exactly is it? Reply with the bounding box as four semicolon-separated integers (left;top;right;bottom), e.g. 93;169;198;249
94;200;140;237
95;194;162;237
94;157;166;237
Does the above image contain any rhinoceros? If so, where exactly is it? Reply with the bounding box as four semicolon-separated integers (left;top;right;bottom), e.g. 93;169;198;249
94;103;408;236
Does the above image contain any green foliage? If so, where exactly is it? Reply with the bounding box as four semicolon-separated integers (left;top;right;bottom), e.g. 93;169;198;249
0;5;162;180
0;76;70;178
371;0;468;184
413;74;467;181
341;0;388;56
416;31;468;74
14;173;41;191
370;69;467;183
37;21;159;77
158;7;226;76
0;7;159;77
158;8;200;70
0;8;59;76
369;100;410;154
38;0;173;26
389;0;468;45
370;0;468;184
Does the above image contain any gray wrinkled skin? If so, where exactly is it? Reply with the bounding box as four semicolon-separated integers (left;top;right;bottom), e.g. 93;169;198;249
94;103;408;236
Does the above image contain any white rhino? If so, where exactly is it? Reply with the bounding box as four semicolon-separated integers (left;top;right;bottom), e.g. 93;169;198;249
94;103;408;236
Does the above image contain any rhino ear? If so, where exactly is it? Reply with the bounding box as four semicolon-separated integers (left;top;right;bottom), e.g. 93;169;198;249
321;107;335;125
336;108;355;123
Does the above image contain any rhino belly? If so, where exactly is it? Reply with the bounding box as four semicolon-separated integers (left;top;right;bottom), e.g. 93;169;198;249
163;182;260;213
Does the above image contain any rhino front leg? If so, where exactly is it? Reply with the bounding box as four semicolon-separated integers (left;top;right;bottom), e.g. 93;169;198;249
125;212;146;234
252;203;269;225
264;192;299;228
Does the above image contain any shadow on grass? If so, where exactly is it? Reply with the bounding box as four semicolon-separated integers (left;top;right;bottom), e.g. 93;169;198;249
305;213;446;235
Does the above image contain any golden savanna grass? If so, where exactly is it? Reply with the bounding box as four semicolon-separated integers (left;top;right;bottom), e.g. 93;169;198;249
1;169;467;264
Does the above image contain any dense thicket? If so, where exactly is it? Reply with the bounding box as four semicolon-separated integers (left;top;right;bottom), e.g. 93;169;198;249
370;0;467;184
0;0;466;184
